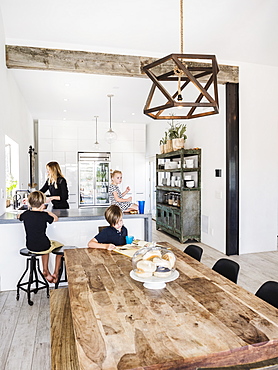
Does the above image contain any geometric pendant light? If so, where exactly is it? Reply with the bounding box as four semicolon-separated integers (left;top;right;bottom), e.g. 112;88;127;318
105;94;117;144
143;0;219;120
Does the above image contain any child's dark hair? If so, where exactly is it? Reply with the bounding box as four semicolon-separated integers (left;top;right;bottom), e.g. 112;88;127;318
105;205;122;226
28;190;46;208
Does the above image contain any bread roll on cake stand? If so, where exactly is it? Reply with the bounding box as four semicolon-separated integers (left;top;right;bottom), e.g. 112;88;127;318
131;245;178;289
130;270;179;289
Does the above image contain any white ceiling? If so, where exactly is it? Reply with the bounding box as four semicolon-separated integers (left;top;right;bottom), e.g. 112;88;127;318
1;0;278;124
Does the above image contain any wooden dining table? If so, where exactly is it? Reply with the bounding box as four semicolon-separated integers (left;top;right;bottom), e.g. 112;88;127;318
64;243;278;370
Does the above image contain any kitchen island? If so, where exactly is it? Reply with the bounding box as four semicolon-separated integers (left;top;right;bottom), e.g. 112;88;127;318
0;207;152;291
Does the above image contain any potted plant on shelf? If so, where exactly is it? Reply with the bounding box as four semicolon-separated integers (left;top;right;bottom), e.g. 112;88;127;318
164;131;173;153
159;137;166;154
159;132;171;153
168;118;187;151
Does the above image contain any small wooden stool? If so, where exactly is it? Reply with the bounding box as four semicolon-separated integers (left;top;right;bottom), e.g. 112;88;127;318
52;246;77;289
16;248;49;306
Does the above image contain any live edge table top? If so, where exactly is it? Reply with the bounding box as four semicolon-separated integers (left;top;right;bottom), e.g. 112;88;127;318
64;243;278;370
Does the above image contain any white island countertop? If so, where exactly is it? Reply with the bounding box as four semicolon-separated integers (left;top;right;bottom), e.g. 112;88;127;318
1;206;151;223
0;207;152;291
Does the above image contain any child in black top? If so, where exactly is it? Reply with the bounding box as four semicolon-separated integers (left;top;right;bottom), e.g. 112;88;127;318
87;205;127;250
19;191;63;283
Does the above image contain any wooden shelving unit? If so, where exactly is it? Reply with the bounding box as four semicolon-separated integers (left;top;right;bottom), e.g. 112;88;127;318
156;148;201;243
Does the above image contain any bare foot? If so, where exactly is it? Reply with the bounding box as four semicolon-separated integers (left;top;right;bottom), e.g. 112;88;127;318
45;274;54;283
52;273;58;284
43;271;54;283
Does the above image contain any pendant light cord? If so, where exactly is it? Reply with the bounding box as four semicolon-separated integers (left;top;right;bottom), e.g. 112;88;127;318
94;115;99;143
180;0;183;54
109;96;111;129
107;94;113;130
95;116;98;142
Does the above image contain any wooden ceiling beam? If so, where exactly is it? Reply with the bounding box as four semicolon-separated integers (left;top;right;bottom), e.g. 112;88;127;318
5;45;238;84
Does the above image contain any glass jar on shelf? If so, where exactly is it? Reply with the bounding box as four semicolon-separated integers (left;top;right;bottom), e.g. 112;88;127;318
173;193;178;207
168;192;174;206
176;193;181;207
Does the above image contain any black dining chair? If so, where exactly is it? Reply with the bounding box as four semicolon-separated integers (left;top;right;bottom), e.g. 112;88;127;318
184;245;203;262
255;281;278;309
212;258;240;284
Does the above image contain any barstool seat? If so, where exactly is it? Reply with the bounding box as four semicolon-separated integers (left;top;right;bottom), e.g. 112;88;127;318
52;246;77;289
17;248;49;306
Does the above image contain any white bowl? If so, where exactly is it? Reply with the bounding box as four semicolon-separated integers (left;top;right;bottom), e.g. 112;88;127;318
186;180;195;188
185;159;194;168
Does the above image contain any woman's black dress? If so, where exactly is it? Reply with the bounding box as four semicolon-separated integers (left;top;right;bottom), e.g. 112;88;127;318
40;177;69;209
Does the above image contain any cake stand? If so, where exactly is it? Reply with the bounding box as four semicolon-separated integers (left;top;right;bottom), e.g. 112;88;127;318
130;270;179;289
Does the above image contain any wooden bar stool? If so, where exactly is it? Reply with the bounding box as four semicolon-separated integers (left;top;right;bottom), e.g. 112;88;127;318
52;246;77;289
16;248;49;306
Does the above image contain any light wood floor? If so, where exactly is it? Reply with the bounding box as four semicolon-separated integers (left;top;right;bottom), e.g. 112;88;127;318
1;222;278;370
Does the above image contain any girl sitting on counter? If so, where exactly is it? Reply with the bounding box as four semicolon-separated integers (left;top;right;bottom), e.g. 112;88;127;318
108;170;138;213
87;205;128;250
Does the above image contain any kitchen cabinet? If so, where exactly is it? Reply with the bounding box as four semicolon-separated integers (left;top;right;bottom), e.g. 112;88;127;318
156;148;201;243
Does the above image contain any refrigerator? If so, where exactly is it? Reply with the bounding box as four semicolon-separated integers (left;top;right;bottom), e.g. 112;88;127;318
78;152;110;207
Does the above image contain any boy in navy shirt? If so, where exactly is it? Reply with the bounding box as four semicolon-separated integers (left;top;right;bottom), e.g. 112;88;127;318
87;205;127;250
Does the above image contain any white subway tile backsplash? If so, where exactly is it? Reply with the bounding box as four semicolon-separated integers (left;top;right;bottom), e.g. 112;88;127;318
39;124;53;139
54;125;78;140
39;138;53;151
133;140;146;153
65;151;78;165
133;128;145;142
38;120;146;209
53;138;78;152
110;140;134;153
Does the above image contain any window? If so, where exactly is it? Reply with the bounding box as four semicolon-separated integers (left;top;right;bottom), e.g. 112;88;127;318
5;136;19;204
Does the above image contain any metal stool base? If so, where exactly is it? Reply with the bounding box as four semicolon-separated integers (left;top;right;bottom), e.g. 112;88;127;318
52;246;77;289
17;248;49;306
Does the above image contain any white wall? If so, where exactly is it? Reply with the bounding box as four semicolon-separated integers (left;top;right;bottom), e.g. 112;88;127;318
146;60;278;255
0;9;33;291
0;9;33;216
146;85;226;253
239;62;278;254
38;119;147;209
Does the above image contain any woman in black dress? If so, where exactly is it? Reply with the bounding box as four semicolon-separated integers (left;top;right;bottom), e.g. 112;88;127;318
40;161;69;209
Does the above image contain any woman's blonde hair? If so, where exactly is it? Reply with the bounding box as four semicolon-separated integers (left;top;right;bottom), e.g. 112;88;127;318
110;170;122;180
28;191;46;208
47;161;64;188
105;205;122;226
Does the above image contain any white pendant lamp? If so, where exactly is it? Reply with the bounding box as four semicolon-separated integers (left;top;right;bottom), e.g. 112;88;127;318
93;115;100;150
105;94;117;144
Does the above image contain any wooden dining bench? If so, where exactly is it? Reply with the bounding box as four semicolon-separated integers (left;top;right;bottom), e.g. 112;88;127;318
50;288;79;370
